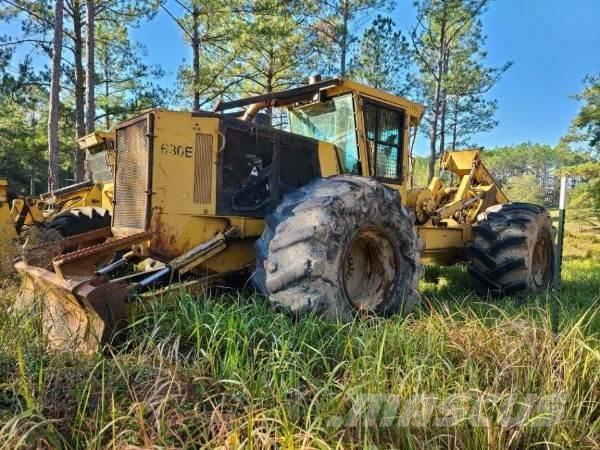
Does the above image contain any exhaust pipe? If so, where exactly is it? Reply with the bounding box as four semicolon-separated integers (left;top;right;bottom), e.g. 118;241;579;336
241;101;270;122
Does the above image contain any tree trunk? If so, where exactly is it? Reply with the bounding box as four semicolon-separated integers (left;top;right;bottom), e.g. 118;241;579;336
339;0;349;77
428;117;438;182
192;4;200;111
428;58;444;182
451;100;458;151
439;93;447;157
30;114;37;195
48;0;64;192
72;0;86;182
427;0;447;183
85;0;95;134
266;70;273;127
104;56;110;129
438;45;450;159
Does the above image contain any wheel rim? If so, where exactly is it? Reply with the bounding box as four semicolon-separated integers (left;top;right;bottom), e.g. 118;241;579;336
532;233;551;287
342;226;398;312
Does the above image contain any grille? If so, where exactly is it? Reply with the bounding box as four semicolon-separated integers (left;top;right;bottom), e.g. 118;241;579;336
193;133;213;204
113;118;149;229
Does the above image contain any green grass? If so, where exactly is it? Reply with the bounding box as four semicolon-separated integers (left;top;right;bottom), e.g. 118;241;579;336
0;226;598;449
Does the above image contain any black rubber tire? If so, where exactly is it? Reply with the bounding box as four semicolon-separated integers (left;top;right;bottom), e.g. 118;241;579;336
46;206;111;237
467;202;555;296
252;175;422;321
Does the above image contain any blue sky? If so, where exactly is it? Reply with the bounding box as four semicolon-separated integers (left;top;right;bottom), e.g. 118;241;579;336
394;0;600;153
130;0;600;156
3;1;599;155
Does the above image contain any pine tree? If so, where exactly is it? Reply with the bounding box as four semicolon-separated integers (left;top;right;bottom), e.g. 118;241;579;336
169;0;312;112
48;0;64;191
350;15;409;92
572;75;600;154
95;21;167;128
162;0;234;111
410;0;508;182
306;0;393;77
1;0;159;181
85;0;95;135
446;94;497;149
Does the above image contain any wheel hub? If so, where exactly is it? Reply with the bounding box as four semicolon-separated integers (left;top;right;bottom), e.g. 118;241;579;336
532;233;551;287
342;227;398;312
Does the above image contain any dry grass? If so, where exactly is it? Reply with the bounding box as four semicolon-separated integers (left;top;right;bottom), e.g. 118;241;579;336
0;215;598;449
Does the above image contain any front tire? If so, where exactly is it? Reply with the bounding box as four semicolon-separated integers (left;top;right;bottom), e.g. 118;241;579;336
252;176;422;321
47;206;111;237
468;202;554;296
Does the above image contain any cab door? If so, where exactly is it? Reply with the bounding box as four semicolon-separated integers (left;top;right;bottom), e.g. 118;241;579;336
358;97;408;200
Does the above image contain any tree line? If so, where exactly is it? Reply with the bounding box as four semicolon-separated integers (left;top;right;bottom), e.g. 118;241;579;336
0;0;598;212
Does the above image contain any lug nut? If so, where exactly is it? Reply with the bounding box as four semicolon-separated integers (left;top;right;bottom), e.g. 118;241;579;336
266;260;277;273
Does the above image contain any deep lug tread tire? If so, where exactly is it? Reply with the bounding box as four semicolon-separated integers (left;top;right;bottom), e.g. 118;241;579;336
468;202;554;296
252;175;422;321
46;206;111;237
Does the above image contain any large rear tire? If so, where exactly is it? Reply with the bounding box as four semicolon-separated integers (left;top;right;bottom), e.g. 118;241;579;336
47;206;111;237
468;202;554;296
252;176;422;321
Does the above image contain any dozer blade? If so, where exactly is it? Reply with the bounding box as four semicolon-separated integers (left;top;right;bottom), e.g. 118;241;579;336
13;228;237;353
15;261;130;353
13;229;151;353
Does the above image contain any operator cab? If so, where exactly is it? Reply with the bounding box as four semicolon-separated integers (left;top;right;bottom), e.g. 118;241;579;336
77;131;115;183
214;78;424;197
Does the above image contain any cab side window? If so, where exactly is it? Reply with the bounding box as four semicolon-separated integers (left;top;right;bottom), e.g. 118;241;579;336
363;100;406;182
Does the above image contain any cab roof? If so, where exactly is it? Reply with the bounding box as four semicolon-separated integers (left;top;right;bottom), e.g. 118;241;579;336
213;78;425;127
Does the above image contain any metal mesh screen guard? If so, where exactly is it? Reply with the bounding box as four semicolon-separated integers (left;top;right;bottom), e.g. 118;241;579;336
113;118;149;229
193;133;213;204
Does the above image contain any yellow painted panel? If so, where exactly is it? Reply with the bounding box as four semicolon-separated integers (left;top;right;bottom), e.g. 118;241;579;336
200;239;256;274
418;226;464;250
150;213;228;259
229;217;265;238
101;182;114;211
152;111;218;217
317;142;341;176
325;80;424;125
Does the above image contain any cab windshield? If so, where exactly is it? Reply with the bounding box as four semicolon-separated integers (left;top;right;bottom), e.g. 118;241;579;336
288;94;360;174
87;150;112;182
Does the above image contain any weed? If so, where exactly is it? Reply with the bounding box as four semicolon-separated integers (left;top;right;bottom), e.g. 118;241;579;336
0;223;598;449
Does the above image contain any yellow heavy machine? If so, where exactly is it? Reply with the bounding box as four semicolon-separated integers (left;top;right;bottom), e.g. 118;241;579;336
15;78;554;352
0;132;114;276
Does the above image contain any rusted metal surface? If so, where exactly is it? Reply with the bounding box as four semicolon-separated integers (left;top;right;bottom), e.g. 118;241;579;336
54;230;152;264
15;260;130;353
149;212;191;259
58;227;112;250
342;226;398;312
53;230;152;279
14;254;235;353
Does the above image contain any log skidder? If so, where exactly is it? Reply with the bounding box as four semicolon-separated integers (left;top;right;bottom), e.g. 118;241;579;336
12;79;556;352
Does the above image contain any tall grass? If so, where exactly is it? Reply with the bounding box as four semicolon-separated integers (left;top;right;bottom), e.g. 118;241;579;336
0;232;598;449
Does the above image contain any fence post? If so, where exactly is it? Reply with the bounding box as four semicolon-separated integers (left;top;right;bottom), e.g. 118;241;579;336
552;176;568;334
